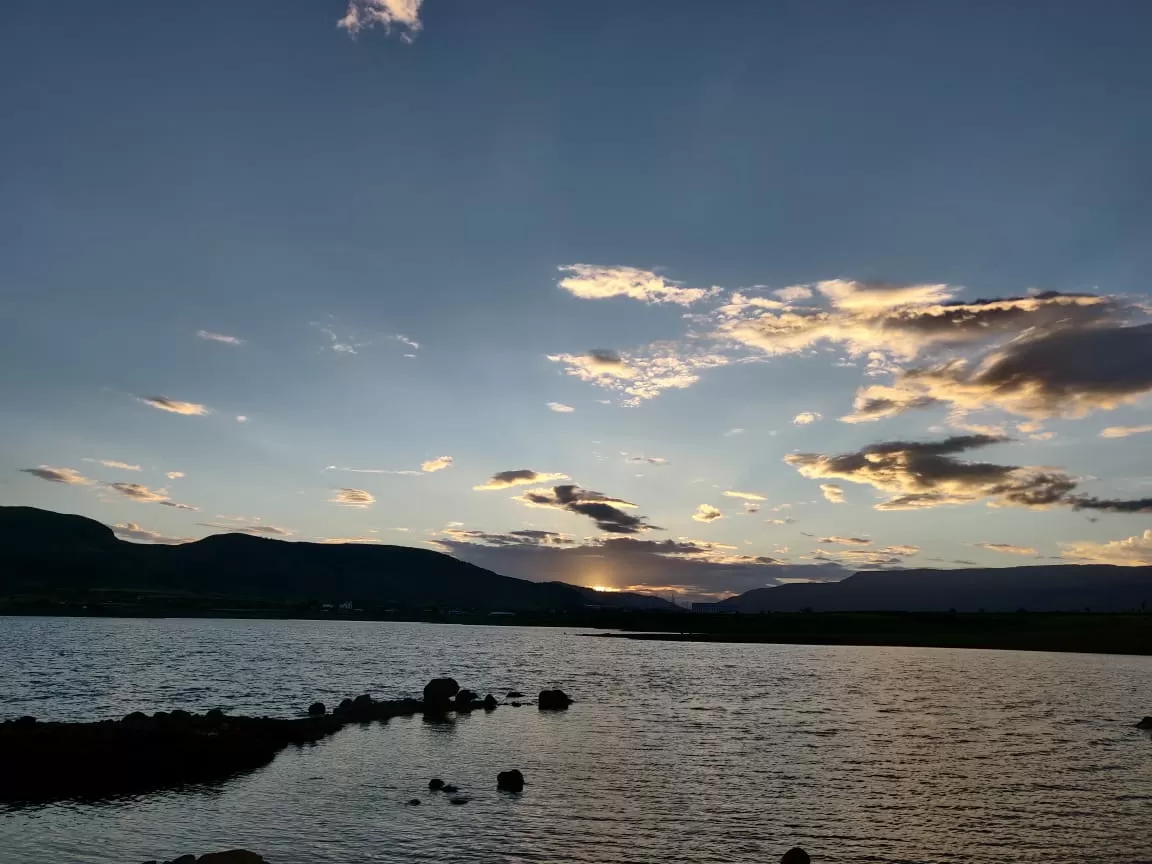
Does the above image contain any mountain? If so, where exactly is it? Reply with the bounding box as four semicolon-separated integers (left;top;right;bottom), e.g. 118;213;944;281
0;506;677;612
723;565;1152;613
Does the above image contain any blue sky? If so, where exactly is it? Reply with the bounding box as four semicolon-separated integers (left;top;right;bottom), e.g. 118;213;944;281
3;1;1152;599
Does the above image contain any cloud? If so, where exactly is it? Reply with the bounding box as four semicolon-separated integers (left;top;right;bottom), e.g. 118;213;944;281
547;402;575;413
787;434;1151;514
1061;530;1152;566
199;521;294;537
820;483;845;503
742;502;760;514
513;484;657;534
395;334;420;351
138;396;210;416
548;343;729;406
84;459;142;472
338;0;423;39
718;284;1121;366
723;490;766;501
774;285;813;303
624;454;668;465
160;501;199;511
111;522;194;545
793;412;822;425
104;482;169;503
766;518;796;525
236;415;248;423
724;427;745;437
845;324;1152;422
473;469;569;491
421;455;453;473
1100;424;1152;439
693;504;723;523
326;466;422;476
557;264;719;306
167;471;185;479
434;531;848;600
196;330;244;346
329;488;376;507
20;466;92;485
820;536;871;546
978;542;1038;556
318;537;383;545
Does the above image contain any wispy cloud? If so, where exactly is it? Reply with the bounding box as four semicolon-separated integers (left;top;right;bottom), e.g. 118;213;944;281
723;427;745;437
793;412;822;425
558;264;719;306
624;454;668;465
196;330;244;346
692;504;723;523
84;458;142;472
421;455;453;473
723;490;766;501
198;520;293;537
395;333;420;351
548;344;729;406
137;396;210;416
326;465;422;476
236;415;248;423
111;522;194;545
20;466;92;485
820;536;871;546
820;483;845;504
329;488;376;508
1100;424;1152;439
339;0;423;40
102;482;198;511
547;402;575;413
474;469;569;491
166;471;185;480
978;542;1038;556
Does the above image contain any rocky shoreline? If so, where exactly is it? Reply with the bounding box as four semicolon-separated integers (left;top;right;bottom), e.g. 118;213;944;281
0;678;571;804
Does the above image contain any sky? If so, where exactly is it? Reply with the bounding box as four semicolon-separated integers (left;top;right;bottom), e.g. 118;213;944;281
3;0;1152;601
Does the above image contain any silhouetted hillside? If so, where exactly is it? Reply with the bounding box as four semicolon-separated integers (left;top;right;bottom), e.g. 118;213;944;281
723;565;1152;613
0;507;676;612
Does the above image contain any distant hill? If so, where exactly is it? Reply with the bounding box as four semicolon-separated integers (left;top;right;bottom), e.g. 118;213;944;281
0;506;677;613
723;566;1152;613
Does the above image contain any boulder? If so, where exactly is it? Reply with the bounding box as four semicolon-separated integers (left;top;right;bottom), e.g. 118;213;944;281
538;689;573;710
483;694;498;711
780;848;810;864
338;698;353;711
497;769;524;792
1137;716;1152;729
168;710;193;725
423;678;460;712
197;852;266;864
428;778;445;790
169;856;196;864
13;716;36;728
454;689;479;710
204;708;225;725
307;702;326;716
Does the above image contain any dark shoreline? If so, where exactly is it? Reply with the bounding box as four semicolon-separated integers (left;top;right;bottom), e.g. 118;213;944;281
4;605;1152;656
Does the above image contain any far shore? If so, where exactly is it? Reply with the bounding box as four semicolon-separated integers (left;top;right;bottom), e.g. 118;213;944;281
3;601;1151;656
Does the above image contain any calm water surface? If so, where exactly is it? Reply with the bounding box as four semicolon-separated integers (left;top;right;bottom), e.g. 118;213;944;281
1;617;1150;864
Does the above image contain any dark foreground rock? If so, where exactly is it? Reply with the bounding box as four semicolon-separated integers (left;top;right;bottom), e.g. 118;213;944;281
780;848;810;864
538;689;573;710
422;677;460;712
146;850;265;864
1137;716;1152;729
497;769;525;792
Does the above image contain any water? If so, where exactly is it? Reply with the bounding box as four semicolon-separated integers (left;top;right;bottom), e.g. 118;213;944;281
1;617;1150;864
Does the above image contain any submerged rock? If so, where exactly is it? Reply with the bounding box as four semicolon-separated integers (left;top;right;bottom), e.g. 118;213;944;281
449;795;469;805
780;848;810;864
538;689;573;710
497;769;524;792
442;784;459;794
406;798;421;806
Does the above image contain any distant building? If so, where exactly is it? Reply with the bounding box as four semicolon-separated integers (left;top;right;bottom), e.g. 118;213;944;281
691;602;735;613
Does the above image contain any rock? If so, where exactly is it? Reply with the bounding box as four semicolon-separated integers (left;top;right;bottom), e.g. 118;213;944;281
483;694;498;711
407;798;421;806
307;702;326;716
442;784;459;794
197;852;266;864
506;691;524;699
204;708;225;725
428;778;445;790
169;856;197;864
122;711;151;730
12;716;36;728
497;769;524;792
338;698;353;711
423;678;460;712
454;689;479;710
1137;716;1152;729
780;848;811;864
168;710;193;725
153;711;171;723
538;689;573;710
449;795;469;805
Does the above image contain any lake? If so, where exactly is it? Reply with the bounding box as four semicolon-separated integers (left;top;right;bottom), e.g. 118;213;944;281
1;617;1150;864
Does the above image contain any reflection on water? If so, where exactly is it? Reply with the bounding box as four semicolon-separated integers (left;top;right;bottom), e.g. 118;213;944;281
1;617;1151;864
